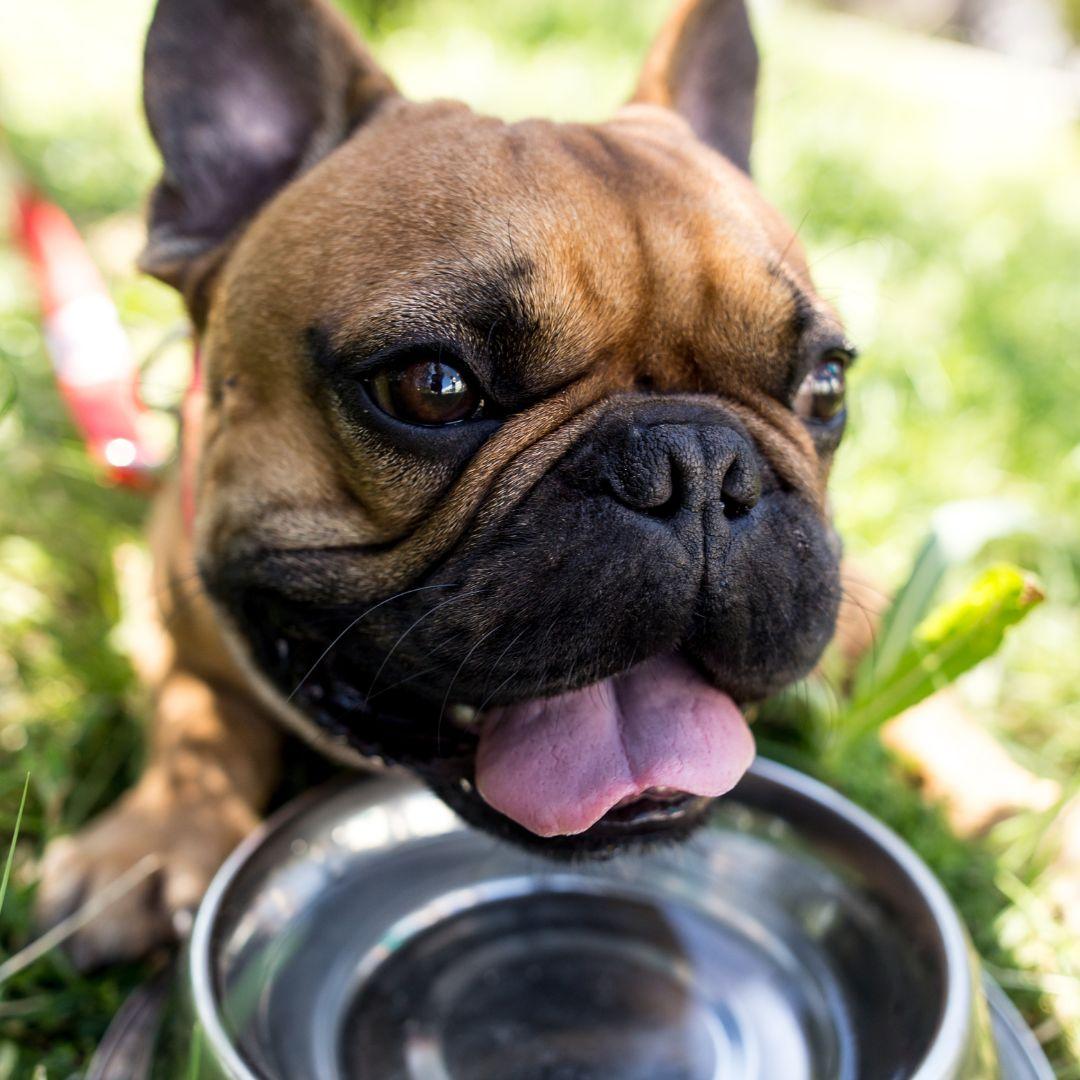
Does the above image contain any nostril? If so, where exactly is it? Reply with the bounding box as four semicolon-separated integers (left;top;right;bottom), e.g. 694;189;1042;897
722;496;752;520
720;454;762;519
642;481;683;520
607;458;680;518
615;427;706;519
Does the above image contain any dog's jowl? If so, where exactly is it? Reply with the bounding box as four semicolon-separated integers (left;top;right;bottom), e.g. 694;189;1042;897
37;0;855;967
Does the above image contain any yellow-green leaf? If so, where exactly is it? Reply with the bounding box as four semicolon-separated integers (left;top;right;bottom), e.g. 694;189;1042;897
836;565;1043;753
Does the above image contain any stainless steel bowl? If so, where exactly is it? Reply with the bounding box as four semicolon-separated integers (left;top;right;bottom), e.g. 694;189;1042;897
110;760;1052;1079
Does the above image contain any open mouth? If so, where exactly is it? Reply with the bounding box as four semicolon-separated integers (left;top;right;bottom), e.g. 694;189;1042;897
439;653;755;844
608;787;707;822
593;788;715;833
226;583;756;850
270;640;758;848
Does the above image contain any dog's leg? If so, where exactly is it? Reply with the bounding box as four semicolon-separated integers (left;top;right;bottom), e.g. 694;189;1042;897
36;477;282;969
35;667;281;969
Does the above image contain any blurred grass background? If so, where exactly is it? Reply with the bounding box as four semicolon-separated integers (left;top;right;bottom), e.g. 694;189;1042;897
0;0;1078;1074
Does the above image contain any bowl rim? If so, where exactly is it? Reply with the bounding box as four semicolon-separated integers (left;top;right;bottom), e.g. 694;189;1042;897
186;758;977;1080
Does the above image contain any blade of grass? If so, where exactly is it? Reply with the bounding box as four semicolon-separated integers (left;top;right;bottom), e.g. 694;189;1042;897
852;501;1038;702
0;774;29;919
832;566;1043;759
0;853;161;987
852;532;948;700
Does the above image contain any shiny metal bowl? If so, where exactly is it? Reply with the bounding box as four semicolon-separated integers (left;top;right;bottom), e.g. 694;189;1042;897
99;760;1052;1079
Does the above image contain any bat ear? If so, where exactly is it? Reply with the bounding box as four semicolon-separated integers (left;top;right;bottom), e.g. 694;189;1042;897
140;0;396;308
632;0;759;174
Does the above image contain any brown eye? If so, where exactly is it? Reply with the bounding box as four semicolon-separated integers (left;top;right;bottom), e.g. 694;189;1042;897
795;353;847;422
369;358;483;426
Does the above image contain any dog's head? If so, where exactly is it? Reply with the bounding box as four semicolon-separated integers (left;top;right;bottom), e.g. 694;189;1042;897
143;0;852;852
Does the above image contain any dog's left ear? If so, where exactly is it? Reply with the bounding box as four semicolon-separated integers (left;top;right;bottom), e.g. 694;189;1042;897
140;0;397;311
633;0;759;174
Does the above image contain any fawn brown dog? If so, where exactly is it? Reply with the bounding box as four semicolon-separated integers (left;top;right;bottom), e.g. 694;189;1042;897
37;0;857;968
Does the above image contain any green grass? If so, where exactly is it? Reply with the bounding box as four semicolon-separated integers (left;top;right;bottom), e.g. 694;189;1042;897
1;0;1079;1074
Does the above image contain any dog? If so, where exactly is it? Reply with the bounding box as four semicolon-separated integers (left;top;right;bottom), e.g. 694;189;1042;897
36;0;856;968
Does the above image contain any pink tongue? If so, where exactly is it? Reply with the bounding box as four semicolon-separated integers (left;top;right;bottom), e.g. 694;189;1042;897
475;655;755;837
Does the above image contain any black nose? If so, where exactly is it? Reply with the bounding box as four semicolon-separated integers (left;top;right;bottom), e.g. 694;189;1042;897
605;420;761;521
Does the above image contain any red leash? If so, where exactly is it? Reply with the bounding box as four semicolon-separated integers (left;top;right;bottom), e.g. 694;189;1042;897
12;187;173;489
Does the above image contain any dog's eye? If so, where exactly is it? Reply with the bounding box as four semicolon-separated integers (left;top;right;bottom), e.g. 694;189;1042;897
794;352;847;421
369;358;483;426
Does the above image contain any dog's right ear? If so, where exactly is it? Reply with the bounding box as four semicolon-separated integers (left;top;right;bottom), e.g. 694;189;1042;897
633;0;759;174
140;0;396;313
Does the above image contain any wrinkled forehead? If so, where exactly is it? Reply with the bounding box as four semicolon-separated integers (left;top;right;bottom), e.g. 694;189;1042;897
220;100;835;397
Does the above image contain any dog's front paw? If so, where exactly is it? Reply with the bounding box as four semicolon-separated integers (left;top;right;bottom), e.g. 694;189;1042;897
35;782;257;970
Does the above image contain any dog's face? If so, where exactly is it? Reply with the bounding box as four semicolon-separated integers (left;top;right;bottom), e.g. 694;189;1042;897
143;0;851;851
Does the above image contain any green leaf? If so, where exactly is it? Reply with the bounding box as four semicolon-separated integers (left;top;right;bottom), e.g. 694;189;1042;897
835;565;1043;755
851;499;1036;701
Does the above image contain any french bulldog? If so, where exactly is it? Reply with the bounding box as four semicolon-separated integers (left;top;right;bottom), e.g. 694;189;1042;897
37;0;855;968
